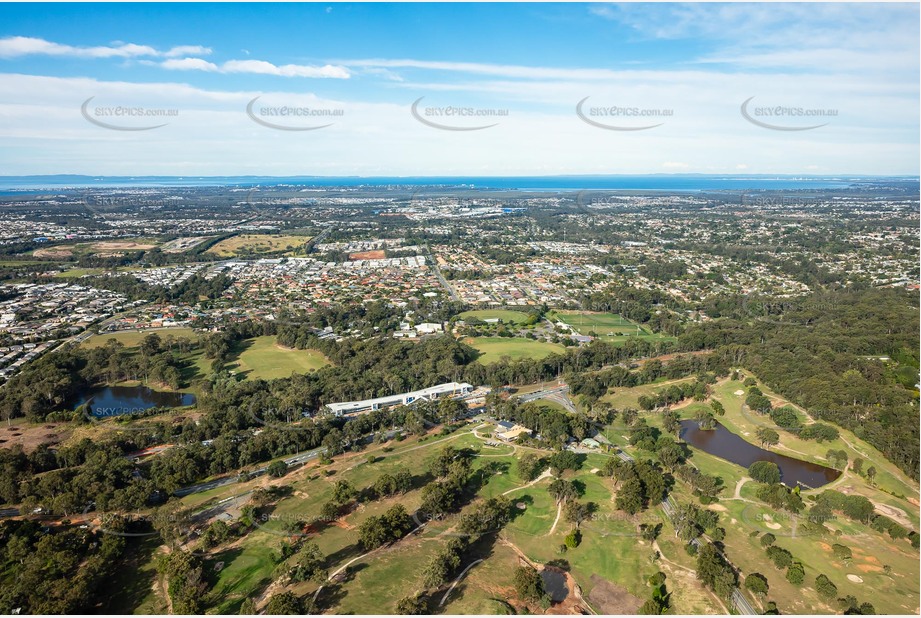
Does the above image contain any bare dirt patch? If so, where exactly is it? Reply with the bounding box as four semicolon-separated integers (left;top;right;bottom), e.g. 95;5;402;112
349;249;386;260
0;423;71;452
92;241;157;251
33;247;73;258
587;574;643;614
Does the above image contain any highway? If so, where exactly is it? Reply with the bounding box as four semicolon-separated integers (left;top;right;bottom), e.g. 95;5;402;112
516;385;577;413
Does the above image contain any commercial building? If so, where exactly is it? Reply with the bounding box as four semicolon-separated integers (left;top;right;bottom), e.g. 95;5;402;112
326;381;473;416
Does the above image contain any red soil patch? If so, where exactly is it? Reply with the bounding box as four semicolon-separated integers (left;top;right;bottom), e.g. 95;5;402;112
349;249;386;260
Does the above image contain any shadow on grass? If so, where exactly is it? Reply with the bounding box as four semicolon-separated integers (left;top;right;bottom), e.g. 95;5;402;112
324;542;365;571
99;534;164;614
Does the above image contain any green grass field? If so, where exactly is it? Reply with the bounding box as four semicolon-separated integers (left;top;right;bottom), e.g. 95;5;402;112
81;327;201;349
229;336;330;379
207;234;312;257
465;337;566;364
458;309;532;324
554;311;640;335
553;311;676;345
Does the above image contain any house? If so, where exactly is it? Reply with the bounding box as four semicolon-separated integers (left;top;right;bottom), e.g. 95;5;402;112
496;421;532;442
415;322;443;335
580;437;601;449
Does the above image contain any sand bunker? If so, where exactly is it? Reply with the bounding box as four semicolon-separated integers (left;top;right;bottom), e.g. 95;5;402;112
847;574;863;583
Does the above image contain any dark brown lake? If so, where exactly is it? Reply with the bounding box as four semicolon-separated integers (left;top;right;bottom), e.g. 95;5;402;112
679;419;841;489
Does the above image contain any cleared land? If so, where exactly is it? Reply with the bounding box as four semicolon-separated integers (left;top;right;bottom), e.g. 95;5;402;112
465;336;566;364
553;311;676;344
458;309;532;324
230;335;330;379
207;234;311;257
349;249;386;260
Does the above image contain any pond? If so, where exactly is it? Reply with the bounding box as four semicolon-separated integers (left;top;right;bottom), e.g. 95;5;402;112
540;568;569;602
74;385;196;418
679;419;841;489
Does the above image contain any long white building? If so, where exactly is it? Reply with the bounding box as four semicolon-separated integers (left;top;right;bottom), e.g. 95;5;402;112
325;381;473;417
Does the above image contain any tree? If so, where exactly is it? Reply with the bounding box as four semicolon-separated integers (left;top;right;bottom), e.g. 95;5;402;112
616;477;646;515
745;573;769;597
517;453;545;482
756;427;780;448
815;574;837;600
421;548;461;589
749;461;781;485
852;457;864;476
513;565;546;601
563;501;594;528
696;542;736;598
766;545;793;569
267;459;288;478
419;481;455;519
289;542;328;584
657;444;684;471
322;428;344;456
358;504;413;549
332;479;357;505
710;400;725;416
548;478;579;505
564;529;582;548
640;598;664;615
826;449;848;470
786;562;805;585
866;466;877;484
759;533;776;547
395;593;429;615
265;591;303;615
548;450;582;476
321;500;341;522
640;523;662;542
662;410;681;435
832;543;852;562
695;409;716;430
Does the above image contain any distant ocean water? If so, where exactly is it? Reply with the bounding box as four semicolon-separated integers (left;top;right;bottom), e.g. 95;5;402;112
0;174;915;192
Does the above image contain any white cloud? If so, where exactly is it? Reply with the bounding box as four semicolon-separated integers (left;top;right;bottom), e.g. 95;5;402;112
160;58;220;72
340;58;624;81
221;59;349;79
0;36;211;59
155;57;350;79
162;45;213;58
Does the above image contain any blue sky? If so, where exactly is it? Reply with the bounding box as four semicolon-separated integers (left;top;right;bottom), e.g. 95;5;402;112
0;2;917;176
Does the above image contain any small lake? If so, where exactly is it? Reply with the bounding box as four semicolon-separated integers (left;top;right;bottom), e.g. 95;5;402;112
75;385;196;417
540;568;569;602
679;419;841;489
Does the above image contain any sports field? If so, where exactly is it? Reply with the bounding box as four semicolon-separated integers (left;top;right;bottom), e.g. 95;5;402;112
207;234;311;257
465;336;565;364
458;309;532;324
231;335;330;379
554;311;645;335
